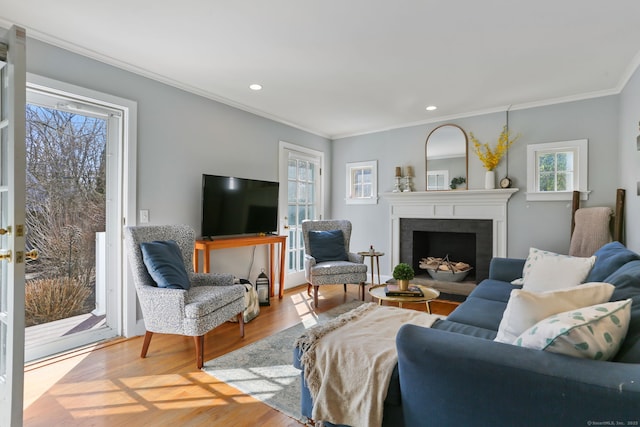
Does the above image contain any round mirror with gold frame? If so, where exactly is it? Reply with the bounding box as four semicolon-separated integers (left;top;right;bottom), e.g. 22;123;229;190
425;124;468;190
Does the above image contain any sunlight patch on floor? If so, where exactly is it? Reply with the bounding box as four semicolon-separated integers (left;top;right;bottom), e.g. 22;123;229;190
38;371;256;418
57;389;139;408
206;365;299;401
23;344;97;409
69;403;150;418
288;291;321;328
119;373;194;388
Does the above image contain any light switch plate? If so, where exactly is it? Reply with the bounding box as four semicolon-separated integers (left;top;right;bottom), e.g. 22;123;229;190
140;209;149;224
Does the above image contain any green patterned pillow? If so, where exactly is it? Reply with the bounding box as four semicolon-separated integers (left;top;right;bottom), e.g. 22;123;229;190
514;299;632;360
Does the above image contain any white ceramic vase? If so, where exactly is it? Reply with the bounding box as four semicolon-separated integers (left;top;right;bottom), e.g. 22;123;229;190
485;170;496;189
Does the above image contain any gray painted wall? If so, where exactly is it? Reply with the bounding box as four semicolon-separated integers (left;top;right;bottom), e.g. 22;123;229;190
19;31;640;282
24;36;331;283
332;95;622;275
506;97;619;256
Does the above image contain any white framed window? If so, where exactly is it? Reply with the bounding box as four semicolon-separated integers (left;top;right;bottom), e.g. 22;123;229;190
346;160;378;204
526;139;588;201
427;170;449;190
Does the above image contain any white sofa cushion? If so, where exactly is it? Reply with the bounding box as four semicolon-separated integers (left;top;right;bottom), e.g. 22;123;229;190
494;282;615;344
511;247;595;292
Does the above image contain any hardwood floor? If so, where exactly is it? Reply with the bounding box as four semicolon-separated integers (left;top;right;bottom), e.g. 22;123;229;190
23;284;457;427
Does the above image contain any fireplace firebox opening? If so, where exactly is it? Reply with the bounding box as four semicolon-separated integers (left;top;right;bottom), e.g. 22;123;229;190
399;218;493;286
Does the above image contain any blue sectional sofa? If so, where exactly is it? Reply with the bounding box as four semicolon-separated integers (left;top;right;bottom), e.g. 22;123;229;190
398;241;640;426
294;242;640;426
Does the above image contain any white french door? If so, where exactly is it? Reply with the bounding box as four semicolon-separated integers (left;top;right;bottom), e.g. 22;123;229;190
278;142;324;288
0;25;27;427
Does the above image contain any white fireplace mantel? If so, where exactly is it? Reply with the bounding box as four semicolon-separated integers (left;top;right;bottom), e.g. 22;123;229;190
381;189;518;266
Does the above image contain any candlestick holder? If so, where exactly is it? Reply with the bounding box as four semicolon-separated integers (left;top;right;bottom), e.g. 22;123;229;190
402;176;414;192
393;176;403;192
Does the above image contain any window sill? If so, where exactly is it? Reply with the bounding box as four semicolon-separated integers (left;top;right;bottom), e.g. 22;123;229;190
346;196;379;205
525;190;590;202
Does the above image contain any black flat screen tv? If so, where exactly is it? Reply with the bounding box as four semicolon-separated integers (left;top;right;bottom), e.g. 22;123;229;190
201;174;279;238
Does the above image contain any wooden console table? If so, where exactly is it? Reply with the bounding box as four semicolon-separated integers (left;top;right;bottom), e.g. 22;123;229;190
194;234;287;299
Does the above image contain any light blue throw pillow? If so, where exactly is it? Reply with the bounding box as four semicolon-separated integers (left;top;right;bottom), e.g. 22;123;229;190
140;240;190;290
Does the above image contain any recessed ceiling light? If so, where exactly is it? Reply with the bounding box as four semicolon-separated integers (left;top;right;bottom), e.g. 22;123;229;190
426;105;437;111
249;83;263;91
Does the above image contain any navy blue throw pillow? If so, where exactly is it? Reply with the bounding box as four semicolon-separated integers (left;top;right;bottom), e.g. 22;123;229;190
308;229;349;263
140;240;191;290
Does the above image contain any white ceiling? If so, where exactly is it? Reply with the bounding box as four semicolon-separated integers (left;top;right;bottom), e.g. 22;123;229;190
2;1;640;139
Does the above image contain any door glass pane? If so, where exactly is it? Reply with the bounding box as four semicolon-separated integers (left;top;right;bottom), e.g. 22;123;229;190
288;159;296;180
288;180;296;202
24;104;107;328
307;162;315;181
298;249;304;271
308;181;315;203
298;181;307;203
288;205;297;224
298;205;307;223
287;228;295;270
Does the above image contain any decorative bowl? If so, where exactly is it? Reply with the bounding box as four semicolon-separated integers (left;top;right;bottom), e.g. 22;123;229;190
426;268;471;282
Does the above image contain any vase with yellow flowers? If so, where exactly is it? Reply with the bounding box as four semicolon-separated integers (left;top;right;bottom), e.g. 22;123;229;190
469;125;519;189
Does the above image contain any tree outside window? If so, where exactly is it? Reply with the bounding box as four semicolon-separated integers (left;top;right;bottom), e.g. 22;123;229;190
538;151;574;192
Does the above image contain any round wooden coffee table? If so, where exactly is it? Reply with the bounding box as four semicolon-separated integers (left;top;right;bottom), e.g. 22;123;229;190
368;284;440;314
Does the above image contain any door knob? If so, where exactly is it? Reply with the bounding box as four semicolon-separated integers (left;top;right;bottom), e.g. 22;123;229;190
0;249;39;263
0;250;11;262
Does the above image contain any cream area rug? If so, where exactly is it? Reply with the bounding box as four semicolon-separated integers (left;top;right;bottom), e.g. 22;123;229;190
202;300;365;423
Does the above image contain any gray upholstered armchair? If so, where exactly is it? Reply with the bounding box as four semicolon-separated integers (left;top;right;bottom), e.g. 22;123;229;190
302;219;367;307
124;225;245;369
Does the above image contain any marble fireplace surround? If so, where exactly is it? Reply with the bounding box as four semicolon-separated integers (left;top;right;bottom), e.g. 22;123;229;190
382;189;518;276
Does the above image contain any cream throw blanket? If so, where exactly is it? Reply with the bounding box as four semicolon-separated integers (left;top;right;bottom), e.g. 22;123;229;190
295;303;440;427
